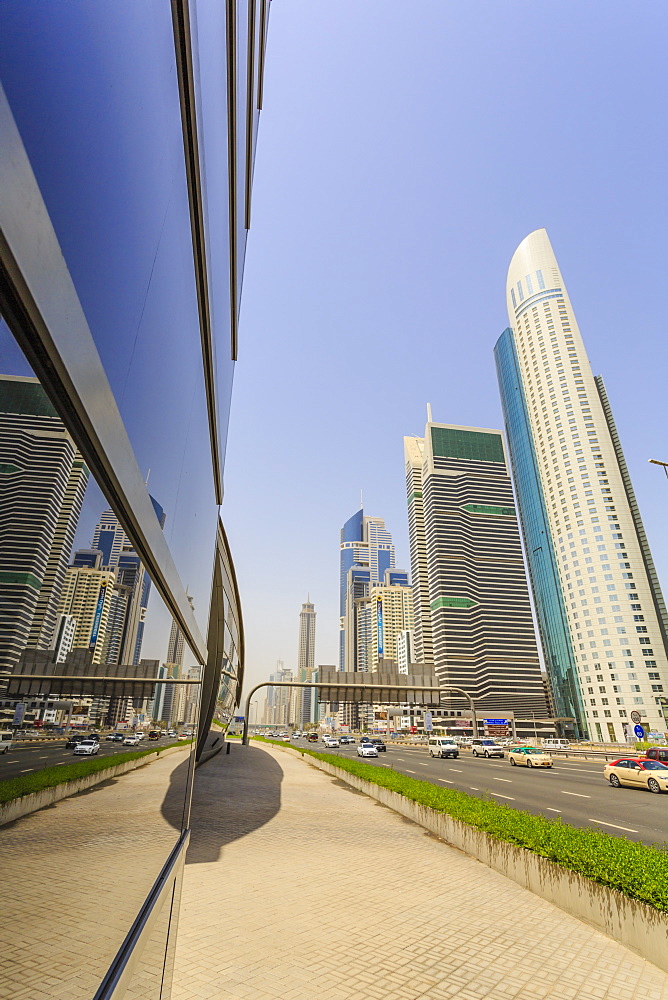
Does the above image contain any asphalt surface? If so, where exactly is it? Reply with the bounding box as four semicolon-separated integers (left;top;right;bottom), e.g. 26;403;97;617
0;736;176;780
288;738;668;847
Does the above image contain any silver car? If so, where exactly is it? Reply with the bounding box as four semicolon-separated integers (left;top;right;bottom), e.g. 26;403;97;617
73;739;100;756
357;744;378;758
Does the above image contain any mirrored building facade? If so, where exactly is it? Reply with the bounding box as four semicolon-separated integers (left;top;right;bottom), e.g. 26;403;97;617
0;2;269;996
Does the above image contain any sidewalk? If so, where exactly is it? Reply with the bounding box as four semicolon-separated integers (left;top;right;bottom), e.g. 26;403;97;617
172;744;668;1000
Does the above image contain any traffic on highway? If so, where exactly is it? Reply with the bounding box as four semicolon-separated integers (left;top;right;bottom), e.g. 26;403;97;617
269;733;668;847
0;730;192;782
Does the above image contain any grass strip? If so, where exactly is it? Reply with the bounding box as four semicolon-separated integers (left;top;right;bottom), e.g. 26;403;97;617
254;736;668;912
0;741;191;806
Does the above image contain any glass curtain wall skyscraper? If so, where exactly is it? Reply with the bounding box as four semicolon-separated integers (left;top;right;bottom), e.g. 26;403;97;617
495;229;668;741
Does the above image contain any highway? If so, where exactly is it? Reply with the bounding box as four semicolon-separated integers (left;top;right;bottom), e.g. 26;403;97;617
288;737;668;847
0;735;176;781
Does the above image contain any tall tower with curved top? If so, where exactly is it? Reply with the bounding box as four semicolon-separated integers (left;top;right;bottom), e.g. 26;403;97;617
496;229;668;741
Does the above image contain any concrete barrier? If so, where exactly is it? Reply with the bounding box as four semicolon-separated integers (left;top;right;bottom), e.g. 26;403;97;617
0;743;190;827
269;742;668;975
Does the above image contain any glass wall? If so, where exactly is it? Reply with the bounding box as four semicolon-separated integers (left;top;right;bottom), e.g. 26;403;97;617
494;328;587;737
0;1;267;996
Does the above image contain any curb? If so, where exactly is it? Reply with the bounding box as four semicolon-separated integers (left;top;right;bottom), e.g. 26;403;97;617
265;741;668;976
0;743;190;827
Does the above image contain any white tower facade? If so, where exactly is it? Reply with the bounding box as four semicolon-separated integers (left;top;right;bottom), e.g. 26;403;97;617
496;228;668;741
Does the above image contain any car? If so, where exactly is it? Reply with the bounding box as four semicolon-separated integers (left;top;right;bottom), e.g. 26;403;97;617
371;739;386;752
73;738;99;755
357;744;379;758
338;735;355;745
542;739;571;750
359;736;373;744
167;731;178;738
177;733;190;741
0;731;13;754
644;747;668;765
306;733;318;742
123;734;140;746
508;747;553;768
65;734;85;748
428;737;459;758
471;740;504;758
323;737;339;748
135;732;145;740
604;757;668;793
148;730;162;740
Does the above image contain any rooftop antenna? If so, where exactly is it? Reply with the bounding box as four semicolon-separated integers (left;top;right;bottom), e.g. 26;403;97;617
360;488;363;510
426;403;433;423
145;468;151;487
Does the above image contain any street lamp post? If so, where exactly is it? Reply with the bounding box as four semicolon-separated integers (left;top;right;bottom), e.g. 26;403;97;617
649;459;668;479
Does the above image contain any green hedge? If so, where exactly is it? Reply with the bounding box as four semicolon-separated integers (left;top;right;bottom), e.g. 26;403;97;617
0;740;191;806
254;737;668;912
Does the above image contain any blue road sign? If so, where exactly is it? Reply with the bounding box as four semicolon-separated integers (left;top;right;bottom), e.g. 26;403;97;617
634;724;645;739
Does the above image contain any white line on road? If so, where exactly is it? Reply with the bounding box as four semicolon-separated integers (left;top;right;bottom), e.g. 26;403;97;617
561;791;590;798
546;808;562;813
419;762;429;766
450;768;463;772
405;769;417;774
491;793;515;801
588;819;638;833
493;777;512;783
20;768;33;772
469;786;479;791
437;778;454;784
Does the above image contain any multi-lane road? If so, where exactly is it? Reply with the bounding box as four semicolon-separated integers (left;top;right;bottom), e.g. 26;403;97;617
0;736;174;782
288;737;668;847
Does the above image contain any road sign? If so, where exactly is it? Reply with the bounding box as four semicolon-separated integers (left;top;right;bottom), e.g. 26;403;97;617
484;719;508;725
634;724;645;739
424;711;433;732
630;711;641;724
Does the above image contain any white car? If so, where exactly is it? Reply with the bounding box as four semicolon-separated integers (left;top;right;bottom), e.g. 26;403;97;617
135;732;145;740
357;744;378;758
73;738;100;756
323;738;339;748
123;735;140;746
471;740;504;758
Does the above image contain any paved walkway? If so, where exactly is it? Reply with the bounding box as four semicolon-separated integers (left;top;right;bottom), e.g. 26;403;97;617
172;744;668;1000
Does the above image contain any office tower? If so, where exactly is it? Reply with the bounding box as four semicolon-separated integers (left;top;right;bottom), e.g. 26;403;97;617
160;596;195;723
405;422;550;717
339;508;397;671
296;598;316;726
0;375;89;681
397;630;414;674
495;229;668;741
57;562;116;663
262;662;294;727
90;501;165;665
365;570;413;673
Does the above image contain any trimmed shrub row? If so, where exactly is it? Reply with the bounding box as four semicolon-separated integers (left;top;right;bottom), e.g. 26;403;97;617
255;736;668;912
0;740;191;806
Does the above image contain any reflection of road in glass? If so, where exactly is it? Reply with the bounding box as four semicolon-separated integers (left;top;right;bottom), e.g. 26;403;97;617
1;745;193;1000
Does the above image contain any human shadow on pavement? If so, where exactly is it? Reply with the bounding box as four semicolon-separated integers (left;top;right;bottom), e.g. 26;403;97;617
184;744;284;864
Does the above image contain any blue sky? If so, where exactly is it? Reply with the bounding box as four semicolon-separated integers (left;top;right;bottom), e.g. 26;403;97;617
223;0;668;692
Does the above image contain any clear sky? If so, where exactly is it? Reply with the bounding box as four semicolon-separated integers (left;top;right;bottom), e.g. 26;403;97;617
223;0;668;696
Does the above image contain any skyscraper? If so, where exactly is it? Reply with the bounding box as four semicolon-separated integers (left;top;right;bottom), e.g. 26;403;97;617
339;508;396;671
57;561;116;663
495;228;668;741
367;570;413;673
296;598;317;726
0;375;89;680
405;421;550;717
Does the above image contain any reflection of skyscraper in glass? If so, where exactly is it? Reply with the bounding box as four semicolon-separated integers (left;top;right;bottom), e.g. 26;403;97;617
496;229;668;741
159;595;195;724
0;375;89;680
339;509;396;671
87;500;165;665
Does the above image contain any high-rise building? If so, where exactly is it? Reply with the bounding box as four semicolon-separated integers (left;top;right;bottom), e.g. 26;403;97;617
405;421;550;717
339;508;397;671
262;661;294;727
396;630;414;674
367;570;413;673
296;598;317;727
495;228;668;741
160;596;195;724
0;375;89;681
90;501;165;665
57;562;116;663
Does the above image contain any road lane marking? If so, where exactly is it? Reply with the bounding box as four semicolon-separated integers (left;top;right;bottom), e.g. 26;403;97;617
491;793;515;801
546;808;562;813
419;762;429;766
553;768;601;775
493;777;512;783
438;778;454;784
469;786;479;791
561;791;590;798
588;818;638;833
405;769;417;774
20;768;33;772
450;768;463;772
